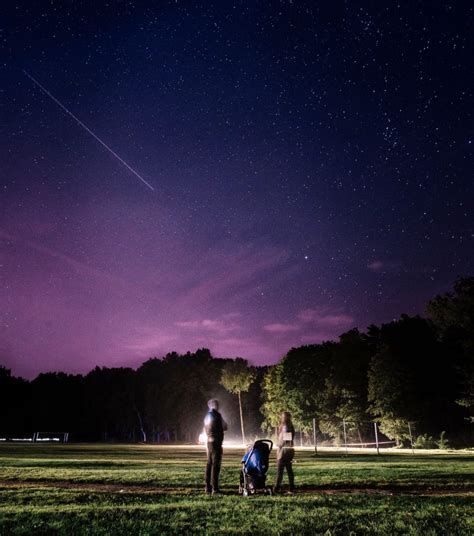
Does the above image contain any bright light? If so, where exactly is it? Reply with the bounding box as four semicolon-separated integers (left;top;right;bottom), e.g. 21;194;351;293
223;440;248;448
197;433;246;448
0;438;33;442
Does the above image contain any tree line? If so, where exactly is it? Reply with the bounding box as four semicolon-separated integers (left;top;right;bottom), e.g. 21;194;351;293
1;278;472;447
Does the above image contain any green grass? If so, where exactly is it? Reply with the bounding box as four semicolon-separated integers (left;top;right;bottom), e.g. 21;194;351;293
0;444;472;535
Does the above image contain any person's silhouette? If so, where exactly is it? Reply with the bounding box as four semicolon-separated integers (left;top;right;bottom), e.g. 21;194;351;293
203;399;227;494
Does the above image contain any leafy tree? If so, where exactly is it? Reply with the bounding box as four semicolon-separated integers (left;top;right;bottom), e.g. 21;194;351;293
368;315;461;444
427;277;474;423
427;277;474;340
261;335;371;443
137;349;226;442
0;366;30;436
282;344;334;433
30;372;85;439
261;343;335;438
136;358;164;442
318;330;372;442
243;366;266;438
220;358;256;443
260;364;288;433
84;367;137;441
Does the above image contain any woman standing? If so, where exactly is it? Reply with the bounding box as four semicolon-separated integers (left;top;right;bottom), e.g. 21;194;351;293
274;411;295;493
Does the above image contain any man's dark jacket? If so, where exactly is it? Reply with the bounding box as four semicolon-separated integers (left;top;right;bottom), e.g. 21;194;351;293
204;409;227;444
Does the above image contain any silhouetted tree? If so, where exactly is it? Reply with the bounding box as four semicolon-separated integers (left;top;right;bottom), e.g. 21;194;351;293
427;277;474;423
368;315;462;444
318;329;372;442
0;366;30;436
261;343;334;435
220;358;256;443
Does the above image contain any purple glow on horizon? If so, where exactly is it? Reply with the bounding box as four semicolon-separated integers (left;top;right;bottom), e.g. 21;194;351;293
1;203;357;378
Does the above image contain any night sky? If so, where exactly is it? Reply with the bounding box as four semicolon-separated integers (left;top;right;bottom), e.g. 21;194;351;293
2;2;473;379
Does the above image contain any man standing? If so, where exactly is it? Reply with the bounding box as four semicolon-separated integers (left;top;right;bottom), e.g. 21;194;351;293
204;399;227;494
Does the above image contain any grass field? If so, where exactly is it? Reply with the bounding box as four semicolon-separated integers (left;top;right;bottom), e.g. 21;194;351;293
0;444;472;535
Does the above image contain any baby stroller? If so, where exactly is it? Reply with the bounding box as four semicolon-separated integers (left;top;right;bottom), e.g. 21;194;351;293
239;439;273;496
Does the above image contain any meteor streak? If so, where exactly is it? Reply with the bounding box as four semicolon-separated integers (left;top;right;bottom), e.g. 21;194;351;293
23;70;154;191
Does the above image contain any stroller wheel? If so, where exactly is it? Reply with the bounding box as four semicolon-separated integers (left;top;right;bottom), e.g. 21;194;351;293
238;485;243;495
242;489;249;497
267;487;273;496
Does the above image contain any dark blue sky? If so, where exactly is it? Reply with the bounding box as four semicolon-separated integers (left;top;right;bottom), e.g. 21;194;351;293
1;1;473;378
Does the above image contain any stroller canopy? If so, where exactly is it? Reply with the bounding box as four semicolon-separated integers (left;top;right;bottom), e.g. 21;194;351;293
242;439;273;477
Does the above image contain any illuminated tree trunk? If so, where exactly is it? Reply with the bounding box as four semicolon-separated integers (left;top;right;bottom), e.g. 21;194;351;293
135;406;146;443
238;391;246;445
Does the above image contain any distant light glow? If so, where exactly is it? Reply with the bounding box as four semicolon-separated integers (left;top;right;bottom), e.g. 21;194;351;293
0;438;33;442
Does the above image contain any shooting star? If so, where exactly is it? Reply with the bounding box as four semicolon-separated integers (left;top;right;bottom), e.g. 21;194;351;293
23;70;154;191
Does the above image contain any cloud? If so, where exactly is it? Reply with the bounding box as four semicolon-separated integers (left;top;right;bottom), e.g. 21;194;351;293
0;228;124;286
179;244;290;307
126;328;178;353
261;307;354;346
367;260;401;273
256;307;356;347
297;308;354;328
367;260;385;272
263;323;300;333
126;321;274;364
128;315;242;355
175;317;241;334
